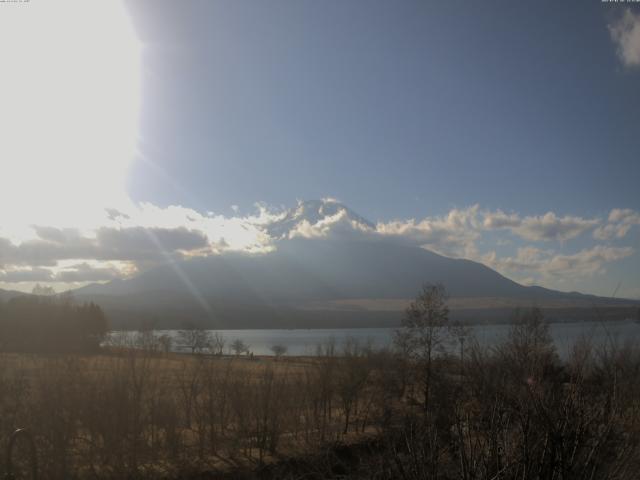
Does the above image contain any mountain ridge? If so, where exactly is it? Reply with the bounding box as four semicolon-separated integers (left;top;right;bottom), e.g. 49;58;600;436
66;198;638;329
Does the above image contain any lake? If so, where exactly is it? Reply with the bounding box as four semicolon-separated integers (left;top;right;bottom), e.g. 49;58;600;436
110;319;640;358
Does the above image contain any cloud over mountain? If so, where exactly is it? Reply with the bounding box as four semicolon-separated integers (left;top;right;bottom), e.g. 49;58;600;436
376;205;481;258
483;211;599;242
1;226;209;267
0;199;637;297
482;245;634;283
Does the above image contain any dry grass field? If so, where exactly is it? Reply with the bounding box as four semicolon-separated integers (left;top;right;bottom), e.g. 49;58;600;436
2;307;640;479
0;345;397;479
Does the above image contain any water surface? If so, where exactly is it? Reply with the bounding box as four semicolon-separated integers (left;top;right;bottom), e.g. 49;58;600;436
110;319;640;358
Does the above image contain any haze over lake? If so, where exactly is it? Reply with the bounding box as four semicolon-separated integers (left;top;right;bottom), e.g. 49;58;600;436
111;319;640;358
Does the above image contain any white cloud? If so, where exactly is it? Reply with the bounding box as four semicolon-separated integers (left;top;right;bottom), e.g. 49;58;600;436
110;202;277;255
593;208;640;240
0;268;54;283
482;210;520;229
0;226;209;268
0;199;637;294
483;211;598;241
483;245;634;282
267;199;373;240
289;218;349;240
288;209;374;240
610;9;640;67
0;202;280;286
544;246;633;277
377;205;481;258
54;262;123;282
512;213;598;242
377;206;598;256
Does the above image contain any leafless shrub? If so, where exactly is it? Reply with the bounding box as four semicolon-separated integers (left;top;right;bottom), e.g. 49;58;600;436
270;344;287;359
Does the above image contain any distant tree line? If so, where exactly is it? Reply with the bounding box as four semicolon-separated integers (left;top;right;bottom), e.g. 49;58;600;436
0;294;108;352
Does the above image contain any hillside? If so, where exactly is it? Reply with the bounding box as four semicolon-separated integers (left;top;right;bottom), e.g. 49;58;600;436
70;201;638;329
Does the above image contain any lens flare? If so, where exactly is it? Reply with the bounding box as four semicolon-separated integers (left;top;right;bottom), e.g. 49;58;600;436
0;0;141;234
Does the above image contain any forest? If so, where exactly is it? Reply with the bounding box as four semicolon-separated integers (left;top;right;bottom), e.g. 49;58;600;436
0;295;108;353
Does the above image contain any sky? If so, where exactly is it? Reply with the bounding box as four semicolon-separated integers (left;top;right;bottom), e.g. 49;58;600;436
0;0;639;298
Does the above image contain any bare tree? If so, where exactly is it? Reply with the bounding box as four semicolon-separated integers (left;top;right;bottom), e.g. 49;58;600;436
210;332;226;356
230;338;248;356
337;339;371;434
499;306;557;380
394;283;450;411
450;320;473;378
270;344;287;360
135;328;158;353
157;334;172;355
178;328;211;354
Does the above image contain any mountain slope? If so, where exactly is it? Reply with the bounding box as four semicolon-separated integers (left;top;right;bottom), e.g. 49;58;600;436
0;288;30;302
72;200;638;329
77;239;530;301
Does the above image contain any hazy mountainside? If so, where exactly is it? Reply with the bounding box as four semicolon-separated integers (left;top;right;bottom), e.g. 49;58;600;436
77;240;546;301
72;200;638;329
0;288;30;302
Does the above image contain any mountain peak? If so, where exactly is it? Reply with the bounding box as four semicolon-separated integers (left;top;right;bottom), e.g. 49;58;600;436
267;199;375;239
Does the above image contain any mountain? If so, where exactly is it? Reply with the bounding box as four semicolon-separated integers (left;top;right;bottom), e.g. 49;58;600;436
77;240;531;301
0;288;30;303
72;200;639;329
266;199;375;238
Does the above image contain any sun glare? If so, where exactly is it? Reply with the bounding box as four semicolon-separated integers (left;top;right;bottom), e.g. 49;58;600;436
0;0;140;234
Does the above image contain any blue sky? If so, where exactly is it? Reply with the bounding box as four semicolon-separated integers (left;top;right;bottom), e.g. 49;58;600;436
127;0;640;220
123;0;640;297
0;0;639;298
